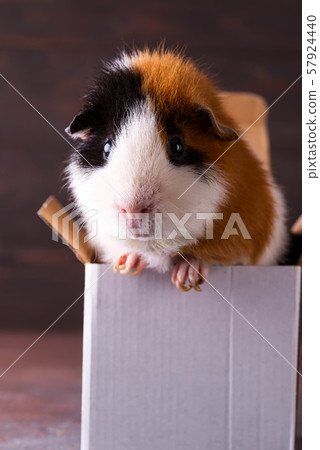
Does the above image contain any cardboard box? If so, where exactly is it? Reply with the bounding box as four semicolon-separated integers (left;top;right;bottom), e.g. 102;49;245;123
38;92;301;450
81;265;300;450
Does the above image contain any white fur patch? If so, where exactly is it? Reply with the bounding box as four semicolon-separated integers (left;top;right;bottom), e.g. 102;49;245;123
241;143;288;265
67;100;228;271
109;52;133;71
257;177;288;265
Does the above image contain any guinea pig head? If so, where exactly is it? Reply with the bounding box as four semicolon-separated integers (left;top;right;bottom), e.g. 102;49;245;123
65;51;238;246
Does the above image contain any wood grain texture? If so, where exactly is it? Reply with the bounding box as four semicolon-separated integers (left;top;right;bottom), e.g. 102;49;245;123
0;332;82;449
0;0;301;330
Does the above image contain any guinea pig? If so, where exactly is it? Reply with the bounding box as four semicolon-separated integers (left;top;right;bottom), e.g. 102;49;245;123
65;47;287;292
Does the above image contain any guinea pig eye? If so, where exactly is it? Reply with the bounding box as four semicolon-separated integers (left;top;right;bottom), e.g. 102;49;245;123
169;137;184;158
103;139;113;159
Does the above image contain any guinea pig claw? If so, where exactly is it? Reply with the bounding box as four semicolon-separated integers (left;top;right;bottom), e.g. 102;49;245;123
179;282;192;292
193;282;202;292
113;264;122;273
114;255;128;273
119;264;129;274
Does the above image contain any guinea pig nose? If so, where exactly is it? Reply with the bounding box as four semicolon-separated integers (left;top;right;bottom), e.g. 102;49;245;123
141;207;150;213
118;203;153;215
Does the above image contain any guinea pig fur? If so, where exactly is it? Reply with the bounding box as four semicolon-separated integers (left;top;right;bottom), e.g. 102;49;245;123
65;47;287;291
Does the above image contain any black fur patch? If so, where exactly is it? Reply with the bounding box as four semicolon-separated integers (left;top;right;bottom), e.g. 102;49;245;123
69;61;144;168
164;117;211;180
68;56;213;181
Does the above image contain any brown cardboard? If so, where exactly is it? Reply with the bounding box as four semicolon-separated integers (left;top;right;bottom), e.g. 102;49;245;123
221;91;270;169
291;215;302;235
37;195;95;264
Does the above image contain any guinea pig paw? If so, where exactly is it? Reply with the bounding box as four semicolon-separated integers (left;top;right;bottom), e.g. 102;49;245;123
171;259;208;292
114;253;146;275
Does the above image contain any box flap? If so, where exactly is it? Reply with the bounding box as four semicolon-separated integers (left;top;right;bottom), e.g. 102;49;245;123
220;91;270;169
37;195;95;264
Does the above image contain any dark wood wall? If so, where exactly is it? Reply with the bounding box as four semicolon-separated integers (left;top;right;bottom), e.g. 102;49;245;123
0;0;301;330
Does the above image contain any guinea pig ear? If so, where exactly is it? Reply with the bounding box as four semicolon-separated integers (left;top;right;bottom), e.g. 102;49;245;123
65;110;95;140
192;105;239;141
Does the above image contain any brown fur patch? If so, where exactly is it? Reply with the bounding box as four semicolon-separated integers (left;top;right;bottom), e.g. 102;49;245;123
131;48;277;264
131;48;229;124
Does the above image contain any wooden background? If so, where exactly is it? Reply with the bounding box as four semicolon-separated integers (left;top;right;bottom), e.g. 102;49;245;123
0;0;301;330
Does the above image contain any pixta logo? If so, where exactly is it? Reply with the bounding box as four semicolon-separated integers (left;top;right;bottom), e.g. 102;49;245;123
118;212;251;240
52;203;98;249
